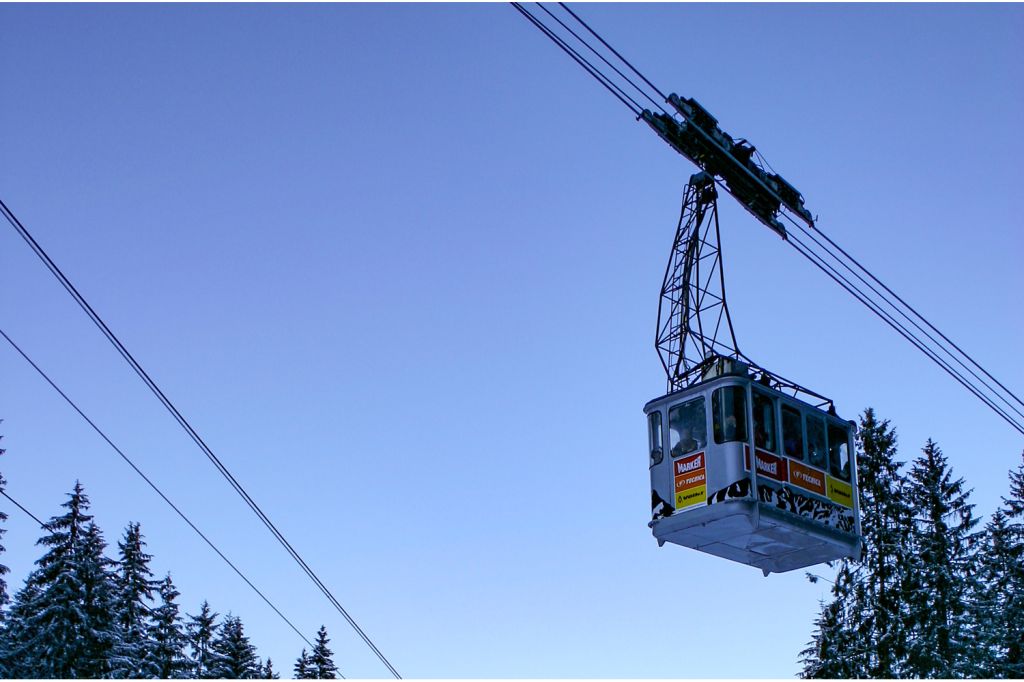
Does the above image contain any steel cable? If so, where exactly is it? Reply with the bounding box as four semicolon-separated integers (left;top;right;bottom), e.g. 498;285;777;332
1;198;399;679
0;327;318;653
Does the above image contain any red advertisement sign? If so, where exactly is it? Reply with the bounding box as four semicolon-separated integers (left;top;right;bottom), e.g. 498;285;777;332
674;452;704;477
752;449;788;483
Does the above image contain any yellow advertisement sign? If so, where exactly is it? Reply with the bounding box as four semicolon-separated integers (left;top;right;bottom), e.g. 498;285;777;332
826;476;854;508
675;485;707;509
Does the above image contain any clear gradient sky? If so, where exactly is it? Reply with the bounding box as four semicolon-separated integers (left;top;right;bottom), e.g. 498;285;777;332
2;2;1023;678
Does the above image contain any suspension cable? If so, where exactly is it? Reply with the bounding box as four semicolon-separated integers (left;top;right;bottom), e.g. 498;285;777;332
782;236;1024;435
511;3;642;116
534;3;668;115
783;215;1024;425
0;198;400;679
557;2;669;103
0;327;317;651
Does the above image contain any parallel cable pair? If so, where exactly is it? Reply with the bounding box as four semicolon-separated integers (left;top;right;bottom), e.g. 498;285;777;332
513;2;1024;435
0;198;399;679
0;327;318;655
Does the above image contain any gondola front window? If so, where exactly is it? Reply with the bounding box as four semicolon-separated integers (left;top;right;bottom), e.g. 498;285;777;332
752;390;778;452
669;398;706;457
712;386;747;444
828;422;851;481
648;412;663;466
806;414;827;469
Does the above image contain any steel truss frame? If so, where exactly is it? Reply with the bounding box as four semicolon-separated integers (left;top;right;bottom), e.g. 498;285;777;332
655;172;835;411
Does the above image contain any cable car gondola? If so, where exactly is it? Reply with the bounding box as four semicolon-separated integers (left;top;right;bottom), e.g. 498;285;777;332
645;357;862;575
647;165;862;575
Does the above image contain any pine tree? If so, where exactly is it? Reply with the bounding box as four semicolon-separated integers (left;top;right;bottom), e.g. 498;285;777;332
905;439;980;677
150;574;190;679
109;522;159;677
0;430;9;616
261;657;280;679
971;451;1024;677
799;563;864;678
971;510;1023;677
210;614;260;678
0;431;10;678
187;600;223;678
309;625;339;678
850;408;915;676
4;483;118;677
294;648;313;679
0;581;41;676
800;409;916;677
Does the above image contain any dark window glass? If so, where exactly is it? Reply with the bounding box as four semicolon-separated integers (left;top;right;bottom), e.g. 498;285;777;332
712;386;747;444
752;390;777;452
648;412;663;466
669;397;706;457
807;415;827;468
781;405;804;460
828;422;851;481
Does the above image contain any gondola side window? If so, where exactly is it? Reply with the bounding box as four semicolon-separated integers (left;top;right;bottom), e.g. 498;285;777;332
712;387;747;444
752;390;778;452
648;412;664;466
806;414;827;469
781;405;804;460
828;422;851;481
669;398;706;457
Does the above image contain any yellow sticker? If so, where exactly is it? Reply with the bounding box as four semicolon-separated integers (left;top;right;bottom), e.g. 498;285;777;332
675;485;706;509
826;476;854;508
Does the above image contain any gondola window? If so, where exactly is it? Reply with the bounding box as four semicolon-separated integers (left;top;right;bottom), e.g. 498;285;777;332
648;411;664;466
752;390;778;452
712;386;747;444
828;422;851;481
781;405;804;459
669;397;706;457
806;414;827;469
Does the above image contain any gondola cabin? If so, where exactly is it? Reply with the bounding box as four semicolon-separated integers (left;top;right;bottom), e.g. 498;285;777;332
645;358;862;575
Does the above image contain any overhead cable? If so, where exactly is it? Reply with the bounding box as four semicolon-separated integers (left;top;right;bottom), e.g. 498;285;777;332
533;3;667;115
0;489;48;529
0;326;317;652
0;198;400;679
511;2;642;116
513;2;1024;434
781;213;1024;428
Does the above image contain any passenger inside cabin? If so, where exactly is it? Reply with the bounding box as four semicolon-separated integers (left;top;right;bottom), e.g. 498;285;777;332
673;427;698;457
755;424;770;449
723;415;738;441
669;396;707;457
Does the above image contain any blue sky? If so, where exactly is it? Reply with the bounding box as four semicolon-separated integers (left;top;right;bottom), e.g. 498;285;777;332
1;3;1022;677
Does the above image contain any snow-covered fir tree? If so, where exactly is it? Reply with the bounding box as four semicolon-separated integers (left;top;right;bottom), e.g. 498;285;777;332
109;521;159;677
309;625;339;679
149;573;190;679
849;408;915;676
187;600;223;678
0;431;9;677
971;509;1024;677
905;439;980;677
210;614;260;678
294;648;313;679
801;409;914;677
0;431;9;616
799;563;863;678
970;451;1024;677
4;483;119;677
260;657;280;679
